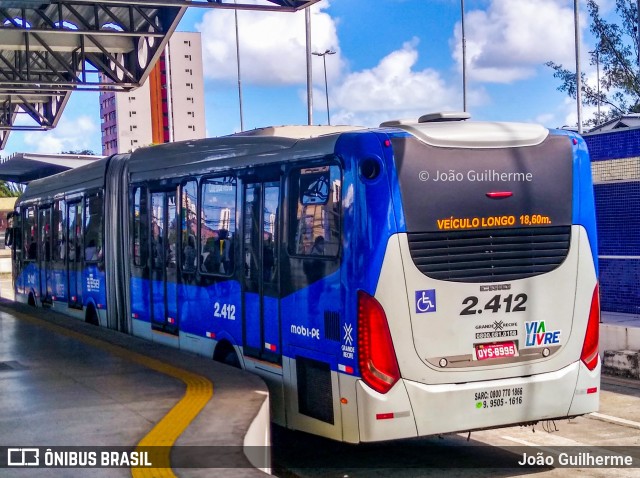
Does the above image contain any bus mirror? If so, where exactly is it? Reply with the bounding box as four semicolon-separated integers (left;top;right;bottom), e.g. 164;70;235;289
4;228;12;248
5;212;14;249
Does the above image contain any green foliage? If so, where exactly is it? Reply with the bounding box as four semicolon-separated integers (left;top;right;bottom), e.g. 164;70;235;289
61;149;96;155
547;0;640;126
0;181;23;197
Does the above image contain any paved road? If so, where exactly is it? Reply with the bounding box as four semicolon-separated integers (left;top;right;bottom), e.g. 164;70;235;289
273;376;640;477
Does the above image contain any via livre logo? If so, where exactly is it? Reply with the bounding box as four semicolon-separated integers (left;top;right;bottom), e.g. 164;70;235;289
525;320;561;347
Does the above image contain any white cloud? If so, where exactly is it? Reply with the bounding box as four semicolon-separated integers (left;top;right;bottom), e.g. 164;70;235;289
197;3;467;128
453;0;581;83
197;0;343;86
23;115;99;154
330;39;461;127
530;96;605;131
561;97;607;130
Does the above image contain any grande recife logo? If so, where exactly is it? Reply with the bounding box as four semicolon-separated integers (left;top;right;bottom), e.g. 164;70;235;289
524;320;561;347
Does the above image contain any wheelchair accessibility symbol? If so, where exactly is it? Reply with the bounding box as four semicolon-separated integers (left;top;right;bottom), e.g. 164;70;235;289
415;290;436;313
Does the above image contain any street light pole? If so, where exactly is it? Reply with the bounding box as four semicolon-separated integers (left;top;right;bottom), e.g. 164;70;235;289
305;7;313;125
574;0;583;134
234;1;244;131
312;49;335;125
461;0;467;112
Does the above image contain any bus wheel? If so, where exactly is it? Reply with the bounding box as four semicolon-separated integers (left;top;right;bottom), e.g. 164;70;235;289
28;293;36;307
214;341;241;369
85;305;99;326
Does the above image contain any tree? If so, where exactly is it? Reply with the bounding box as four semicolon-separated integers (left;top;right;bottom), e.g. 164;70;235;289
61;149;96;155
547;0;640;127
0;181;24;197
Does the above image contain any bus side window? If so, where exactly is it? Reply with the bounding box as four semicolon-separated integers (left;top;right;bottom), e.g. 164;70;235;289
288;164;342;257
85;192;104;262
132;186;148;267
39;206;52;262
14;212;22;252
181;180;198;273
23;207;37;261
4;214;13;248
52;200;66;262
200;176;236;275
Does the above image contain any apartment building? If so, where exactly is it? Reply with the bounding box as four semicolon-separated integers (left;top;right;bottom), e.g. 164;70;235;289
100;32;206;155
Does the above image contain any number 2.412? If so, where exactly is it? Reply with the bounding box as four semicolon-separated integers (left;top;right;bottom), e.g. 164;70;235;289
461;294;528;315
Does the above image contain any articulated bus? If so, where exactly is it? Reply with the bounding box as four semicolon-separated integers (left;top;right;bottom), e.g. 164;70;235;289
7;113;600;443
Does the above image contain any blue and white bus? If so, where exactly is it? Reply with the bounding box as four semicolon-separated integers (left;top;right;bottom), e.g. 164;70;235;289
8;113;600;443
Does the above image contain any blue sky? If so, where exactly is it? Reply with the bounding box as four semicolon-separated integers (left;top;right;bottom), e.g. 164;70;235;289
0;0;614;157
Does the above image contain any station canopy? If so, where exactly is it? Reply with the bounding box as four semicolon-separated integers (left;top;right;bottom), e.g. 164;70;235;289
0;1;320;149
0;151;102;183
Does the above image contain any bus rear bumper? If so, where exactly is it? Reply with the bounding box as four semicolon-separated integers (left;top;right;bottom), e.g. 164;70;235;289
356;360;599;442
567;358;601;416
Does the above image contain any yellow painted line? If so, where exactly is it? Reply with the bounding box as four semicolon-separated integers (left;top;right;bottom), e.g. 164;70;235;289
132;357;212;478
3;308;213;478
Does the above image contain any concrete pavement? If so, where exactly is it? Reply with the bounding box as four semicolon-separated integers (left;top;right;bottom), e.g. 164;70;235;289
0;299;270;477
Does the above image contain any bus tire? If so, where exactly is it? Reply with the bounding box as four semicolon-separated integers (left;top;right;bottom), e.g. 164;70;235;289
28;292;36;307
85;304;99;326
214;341;241;369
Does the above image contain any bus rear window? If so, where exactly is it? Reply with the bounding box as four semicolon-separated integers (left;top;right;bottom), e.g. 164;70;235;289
393;135;573;233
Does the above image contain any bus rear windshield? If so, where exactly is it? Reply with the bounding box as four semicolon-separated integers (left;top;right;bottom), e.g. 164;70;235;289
392;134;573;233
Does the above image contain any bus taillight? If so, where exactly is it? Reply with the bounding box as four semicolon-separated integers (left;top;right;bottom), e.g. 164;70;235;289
580;284;600;371
357;290;400;394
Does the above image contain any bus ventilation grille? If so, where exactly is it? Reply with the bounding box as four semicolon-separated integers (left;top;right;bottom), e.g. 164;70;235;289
407;226;571;283
296;356;335;424
324;311;341;341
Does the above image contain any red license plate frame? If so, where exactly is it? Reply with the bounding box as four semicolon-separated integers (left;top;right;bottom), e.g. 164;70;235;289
475;341;518;361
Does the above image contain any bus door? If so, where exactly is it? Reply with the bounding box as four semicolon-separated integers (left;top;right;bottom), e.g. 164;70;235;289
149;190;179;334
242;177;282;364
67;201;83;308
38;206;53;305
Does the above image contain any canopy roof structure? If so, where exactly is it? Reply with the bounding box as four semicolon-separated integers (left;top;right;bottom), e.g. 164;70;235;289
0;151;102;183
587;114;640;133
0;1;320;149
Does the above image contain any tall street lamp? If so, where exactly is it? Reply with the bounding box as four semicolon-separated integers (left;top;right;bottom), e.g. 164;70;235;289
305;8;313;125
234;4;244;131
461;0;467;112
574;0;583;133
313;49;335;125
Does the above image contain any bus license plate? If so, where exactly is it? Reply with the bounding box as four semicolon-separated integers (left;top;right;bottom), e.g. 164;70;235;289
475;342;517;361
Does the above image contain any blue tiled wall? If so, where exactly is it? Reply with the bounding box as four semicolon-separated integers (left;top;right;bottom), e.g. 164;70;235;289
584;127;640;161
598;259;640;314
585;128;640;313
593;182;640;257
